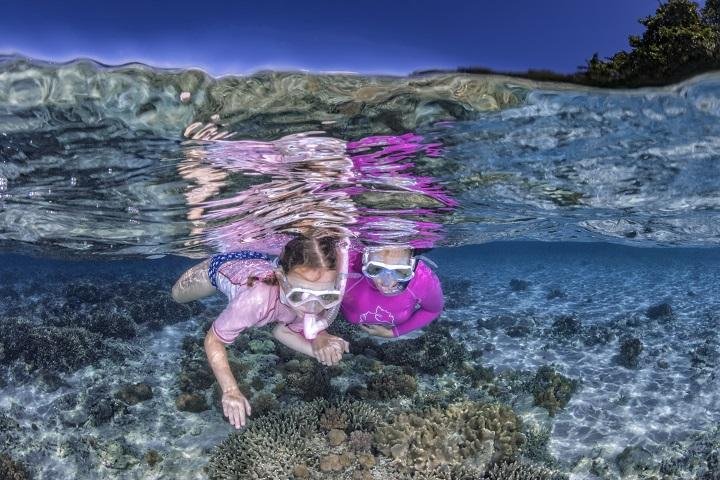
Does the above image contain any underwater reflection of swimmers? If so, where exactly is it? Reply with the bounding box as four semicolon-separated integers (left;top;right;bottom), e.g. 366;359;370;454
171;235;349;429
341;245;443;337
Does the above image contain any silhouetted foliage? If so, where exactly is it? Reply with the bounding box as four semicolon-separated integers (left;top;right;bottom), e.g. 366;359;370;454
439;0;720;88
702;0;720;27
582;0;720;86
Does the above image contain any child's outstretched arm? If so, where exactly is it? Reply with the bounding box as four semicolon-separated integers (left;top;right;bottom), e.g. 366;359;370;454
393;270;445;337
272;325;349;366
204;329;252;429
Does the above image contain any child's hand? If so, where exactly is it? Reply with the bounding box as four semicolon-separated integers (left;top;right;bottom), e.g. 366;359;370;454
311;333;350;366
361;324;395;338
221;387;252;429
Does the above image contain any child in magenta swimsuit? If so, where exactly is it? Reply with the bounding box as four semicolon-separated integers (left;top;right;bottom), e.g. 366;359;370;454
171;235;350;429
341;245;444;337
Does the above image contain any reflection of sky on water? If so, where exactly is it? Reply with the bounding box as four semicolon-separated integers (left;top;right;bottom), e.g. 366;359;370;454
178;130;458;253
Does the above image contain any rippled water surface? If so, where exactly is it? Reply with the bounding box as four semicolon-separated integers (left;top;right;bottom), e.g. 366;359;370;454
1;57;719;479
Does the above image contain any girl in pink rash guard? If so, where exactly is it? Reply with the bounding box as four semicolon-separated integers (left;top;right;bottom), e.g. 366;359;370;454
171;235;350;429
341;245;444;337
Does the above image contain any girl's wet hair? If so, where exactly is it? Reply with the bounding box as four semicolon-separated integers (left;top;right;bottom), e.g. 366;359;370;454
278;234;337;273
246;233;337;287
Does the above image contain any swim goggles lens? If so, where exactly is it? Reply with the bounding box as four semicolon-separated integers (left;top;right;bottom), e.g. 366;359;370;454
364;264;384;276
362;261;415;282
284;287;341;308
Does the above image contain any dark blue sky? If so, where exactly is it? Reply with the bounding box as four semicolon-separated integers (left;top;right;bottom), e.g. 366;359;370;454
0;0;692;76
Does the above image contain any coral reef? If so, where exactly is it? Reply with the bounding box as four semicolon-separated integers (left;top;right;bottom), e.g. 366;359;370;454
176;393;209;413
394;464;486;480
348;431;373;453
484;461;568;480
207;397;557;480
550;315;582;338
658;426;720;479
207;400;380;479
646;302;673;320
85;386;128;426
178;335;215;393
617;336;644;369
365;366;418;400
114;382;153;405
284;361;338;401
615;445;655;477
529;366;578;417
375;401;524;473
441;277;474;309
0;277;206;379
0;317;114;373
250;392;279;417
376;327;468;374
0;413;19;432
0;454;30;480
582;324;615;347
521;424;556;466
546;288;566;300
505;316;536;338
690;340;718;369
509;279;530;292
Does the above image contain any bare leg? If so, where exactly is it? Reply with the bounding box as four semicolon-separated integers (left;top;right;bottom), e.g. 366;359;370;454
172;259;215;303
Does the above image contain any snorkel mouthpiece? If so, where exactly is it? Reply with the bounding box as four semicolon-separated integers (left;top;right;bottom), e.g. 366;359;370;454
302;313;328;340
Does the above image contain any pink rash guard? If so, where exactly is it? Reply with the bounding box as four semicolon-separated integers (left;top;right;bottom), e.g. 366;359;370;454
340;250;444;337
210;258;303;344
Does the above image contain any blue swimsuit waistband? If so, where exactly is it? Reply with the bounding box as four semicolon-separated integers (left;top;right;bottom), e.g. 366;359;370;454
208;251;273;288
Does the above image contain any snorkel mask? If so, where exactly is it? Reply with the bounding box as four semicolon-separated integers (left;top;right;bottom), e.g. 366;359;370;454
362;246;416;295
275;239;350;340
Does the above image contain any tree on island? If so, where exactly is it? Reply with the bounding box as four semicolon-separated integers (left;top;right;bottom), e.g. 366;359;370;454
702;0;720;27
583;0;720;86
449;0;720;87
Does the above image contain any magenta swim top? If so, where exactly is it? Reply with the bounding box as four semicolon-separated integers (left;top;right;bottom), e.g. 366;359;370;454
340;250;444;336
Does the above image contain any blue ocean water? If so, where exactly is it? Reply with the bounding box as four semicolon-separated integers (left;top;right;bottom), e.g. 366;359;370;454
1;57;719;479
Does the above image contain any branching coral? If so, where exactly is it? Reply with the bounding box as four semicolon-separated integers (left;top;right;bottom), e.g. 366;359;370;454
484;461;568;480
207;400;381;479
208;401;325;479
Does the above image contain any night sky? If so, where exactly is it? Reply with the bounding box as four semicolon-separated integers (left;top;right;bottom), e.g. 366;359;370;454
0;0;699;76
